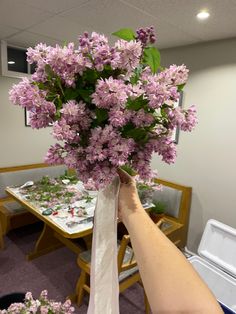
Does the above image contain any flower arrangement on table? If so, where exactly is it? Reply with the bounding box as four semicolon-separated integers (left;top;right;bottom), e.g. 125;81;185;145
9;26;197;189
17;172;96;222
0;290;74;314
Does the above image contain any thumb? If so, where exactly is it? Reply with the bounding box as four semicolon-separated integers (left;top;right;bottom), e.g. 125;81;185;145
117;168;134;185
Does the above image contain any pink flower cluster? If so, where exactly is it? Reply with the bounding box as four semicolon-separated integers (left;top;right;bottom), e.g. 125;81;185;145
136;26;156;46
0;290;74;314
9;27;198;189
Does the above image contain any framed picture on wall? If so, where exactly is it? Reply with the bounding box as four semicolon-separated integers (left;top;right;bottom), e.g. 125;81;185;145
172;91;183;144
24;109;31;127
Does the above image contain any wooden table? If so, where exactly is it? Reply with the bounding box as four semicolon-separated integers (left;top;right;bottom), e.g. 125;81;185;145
6;185;184;260
6;187;93;260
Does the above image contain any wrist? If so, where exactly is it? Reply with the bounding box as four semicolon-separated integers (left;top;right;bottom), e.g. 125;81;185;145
122;203;145;229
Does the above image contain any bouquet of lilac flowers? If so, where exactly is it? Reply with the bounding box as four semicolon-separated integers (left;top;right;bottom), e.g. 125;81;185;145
9;26;197;189
0;290;74;314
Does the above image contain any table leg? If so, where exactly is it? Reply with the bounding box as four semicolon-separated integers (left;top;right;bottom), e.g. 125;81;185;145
83;234;92;249
27;224;62;260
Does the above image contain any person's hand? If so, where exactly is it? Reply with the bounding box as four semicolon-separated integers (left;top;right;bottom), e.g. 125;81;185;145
117;168;143;224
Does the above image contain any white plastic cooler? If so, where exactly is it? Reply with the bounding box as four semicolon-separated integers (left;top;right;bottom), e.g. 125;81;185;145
188;219;236;313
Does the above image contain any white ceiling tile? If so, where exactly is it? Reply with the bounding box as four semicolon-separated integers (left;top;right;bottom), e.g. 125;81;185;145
0;0;53;30
59;0;155;34
0;24;20;40
29;16;94;43
59;0;200;47
21;0;89;14
6;31;63;48
1;0;236;50
123;0;236;41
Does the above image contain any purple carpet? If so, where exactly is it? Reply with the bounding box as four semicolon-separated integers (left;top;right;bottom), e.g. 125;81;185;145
0;223;146;313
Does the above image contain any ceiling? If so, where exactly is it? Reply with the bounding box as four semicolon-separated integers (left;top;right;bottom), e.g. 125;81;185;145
1;0;236;50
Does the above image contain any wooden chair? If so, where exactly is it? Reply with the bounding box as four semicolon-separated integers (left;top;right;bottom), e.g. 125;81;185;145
0;219;4;249
153;178;192;249
76;234;146;311
0;163;66;248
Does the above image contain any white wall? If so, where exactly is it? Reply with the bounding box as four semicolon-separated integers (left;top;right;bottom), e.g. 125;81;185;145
0;76;54;167
152;38;236;251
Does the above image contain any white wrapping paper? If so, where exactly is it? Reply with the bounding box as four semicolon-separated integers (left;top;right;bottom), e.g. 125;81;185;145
87;177;120;314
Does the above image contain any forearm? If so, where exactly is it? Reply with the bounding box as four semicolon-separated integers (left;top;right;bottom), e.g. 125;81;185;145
123;207;223;314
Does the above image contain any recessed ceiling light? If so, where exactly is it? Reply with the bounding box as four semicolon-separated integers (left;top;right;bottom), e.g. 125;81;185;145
197;10;210;20
8;60;15;64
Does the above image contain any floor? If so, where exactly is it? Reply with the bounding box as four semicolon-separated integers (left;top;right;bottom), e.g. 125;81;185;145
0;223;146;313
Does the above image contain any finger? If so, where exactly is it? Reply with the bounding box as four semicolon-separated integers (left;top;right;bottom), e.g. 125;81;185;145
117;168;134;184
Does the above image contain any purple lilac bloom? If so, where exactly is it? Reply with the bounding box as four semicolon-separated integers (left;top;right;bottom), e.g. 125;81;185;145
60;100;92;129
108;107;131;127
136;26;156;46
44;144;65;165
79;160;118;190
157;64;189;86
132;151;152;179
140;66;152;81
180;105;198;131
78;32;108;54
148;137;177;164
27;43;52;83
29;100;56;129
83;178;97;191
46;43;92;86
61;299;75;313
114;39;142;72
78;32;119;71
131;108;155;127
144;76;179;109
90;33;119;71
86;125;135;167
25;292;33;301
9;78;47;110
166;106;185;129
63;147;86;170
92;77;128;109
7;303;26;314
127;83;145;100
52;118;78;142
27;43;51;64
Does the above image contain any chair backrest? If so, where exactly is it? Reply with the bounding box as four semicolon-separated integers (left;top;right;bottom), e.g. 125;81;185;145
152;178;192;248
153;178;192;225
117;234;137;274
0;163;67;200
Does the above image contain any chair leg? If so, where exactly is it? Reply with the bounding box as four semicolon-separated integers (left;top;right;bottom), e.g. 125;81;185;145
144;291;151;314
76;270;87;307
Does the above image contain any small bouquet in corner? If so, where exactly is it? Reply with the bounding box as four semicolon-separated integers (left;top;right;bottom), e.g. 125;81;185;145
0;290;74;314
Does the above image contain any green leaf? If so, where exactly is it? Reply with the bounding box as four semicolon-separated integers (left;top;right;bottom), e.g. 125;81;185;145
126;96;147;111
55;77;65;97
177;83;185;91
95;108;108;123
130;65;143;85
142;47;161;73
83;69;98;84
78;88;93;103
151;201;166;214
35;82;47;90
124;127;148;142
45;64;55;79
120;164;137;176
64;88;81;101
112;28;136;41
